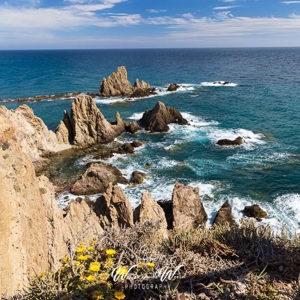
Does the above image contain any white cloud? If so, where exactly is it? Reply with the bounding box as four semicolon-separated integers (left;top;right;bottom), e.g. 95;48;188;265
213;5;238;10
282;1;300;4
147;9;167;14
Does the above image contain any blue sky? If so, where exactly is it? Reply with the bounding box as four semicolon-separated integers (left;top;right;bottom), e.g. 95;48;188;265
0;0;300;49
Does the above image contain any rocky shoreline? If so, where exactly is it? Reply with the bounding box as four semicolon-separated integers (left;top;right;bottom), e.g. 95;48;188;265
0;67;286;298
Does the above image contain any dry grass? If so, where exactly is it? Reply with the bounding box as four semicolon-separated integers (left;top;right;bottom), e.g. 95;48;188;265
8;222;300;299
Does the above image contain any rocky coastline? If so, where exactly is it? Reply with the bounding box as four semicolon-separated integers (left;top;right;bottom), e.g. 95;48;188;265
0;67;298;299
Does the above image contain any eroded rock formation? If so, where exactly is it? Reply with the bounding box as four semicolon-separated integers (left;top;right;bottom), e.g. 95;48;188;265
242;204;267;221
0;104;70;162
167;83;180;91
71;162;128;195
213;201;236;227
0;115;103;296
172;182;207;230
93;183;134;228
100;66;155;97
134;192;168;237
139;101;188;132
56;93;125;147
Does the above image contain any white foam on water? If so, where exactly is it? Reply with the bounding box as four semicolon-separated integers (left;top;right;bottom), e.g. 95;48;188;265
181;112;219;127
57;192;100;208
128;112;144;120
207;128;265;149
201;81;238;87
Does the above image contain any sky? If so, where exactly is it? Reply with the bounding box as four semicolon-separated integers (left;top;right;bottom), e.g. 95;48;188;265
0;0;300;49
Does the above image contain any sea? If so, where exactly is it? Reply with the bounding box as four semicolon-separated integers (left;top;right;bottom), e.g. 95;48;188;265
1;48;299;233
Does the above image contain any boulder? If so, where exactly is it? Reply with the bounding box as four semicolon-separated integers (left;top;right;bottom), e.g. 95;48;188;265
100;67;155;98
115;142;135;154
93;183;134;228
0;105;70;162
125;121;141;134
217;136;244;146
167;83;180;91
55;94;125;147
134;192;168;237
172;182;207;230
130;171;146;185
242;204;267;221
70;162;128;195
213;201;236;227
139;101;188;132
0;115;103;296
131;140;143;148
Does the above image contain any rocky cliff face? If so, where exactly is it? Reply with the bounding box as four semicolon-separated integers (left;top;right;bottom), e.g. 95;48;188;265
0;114;103;296
100;66;154;97
139;101;188;132
56;93;125;147
0;105;70;162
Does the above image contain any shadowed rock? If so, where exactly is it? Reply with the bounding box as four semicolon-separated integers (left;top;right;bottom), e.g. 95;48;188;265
70;162;128;195
172;182;207;230
217;136;244;146
242;204;267;221
213;201;236;227
130;171;146;185
167;83;180;91
139;101;188;132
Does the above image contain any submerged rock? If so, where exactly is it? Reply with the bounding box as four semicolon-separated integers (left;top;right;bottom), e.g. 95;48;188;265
130;170;146;185
167;83;180;91
93;183;134;228
100;66;155;98
139;101;188;132
172;182;207;230
217;136;244;146
213;201;236;227
242;204;267;221
55;93;125;147
70;162;128;195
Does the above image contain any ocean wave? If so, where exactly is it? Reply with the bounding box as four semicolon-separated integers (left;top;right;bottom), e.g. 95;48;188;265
201;81;238;87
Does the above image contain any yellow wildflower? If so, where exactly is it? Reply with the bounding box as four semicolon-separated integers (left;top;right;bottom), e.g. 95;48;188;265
38;272;45;278
99;272;110;282
76;245;86;253
88;246;95;251
73;260;80;266
147;262;155;268
89;261;101;272
114;291;126;299
92;290;103;299
104;257;114;269
137;262;145;268
106;249;116;256
86;275;95;282
62;256;70;263
116;266;128;275
78;255;89;261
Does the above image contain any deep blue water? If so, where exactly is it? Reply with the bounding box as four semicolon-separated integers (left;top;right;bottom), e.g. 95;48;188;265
1;48;299;231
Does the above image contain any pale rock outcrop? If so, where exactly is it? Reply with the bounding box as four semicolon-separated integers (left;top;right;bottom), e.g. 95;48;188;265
139;101;188;132
71;162;128;195
56;94;125;147
93;183;134;228
100;66;155;98
172;182;207;230
213;201;236;227
0;104;70;162
134;192;168;237
0;115;103;296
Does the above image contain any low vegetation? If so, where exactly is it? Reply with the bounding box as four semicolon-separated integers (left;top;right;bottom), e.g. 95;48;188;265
19;222;300;299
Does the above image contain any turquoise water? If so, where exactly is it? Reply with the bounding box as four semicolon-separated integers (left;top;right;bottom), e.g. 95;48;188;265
1;48;300;231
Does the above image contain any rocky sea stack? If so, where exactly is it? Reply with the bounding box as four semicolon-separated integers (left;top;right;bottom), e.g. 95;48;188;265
139;101;188;132
100;66;155;98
